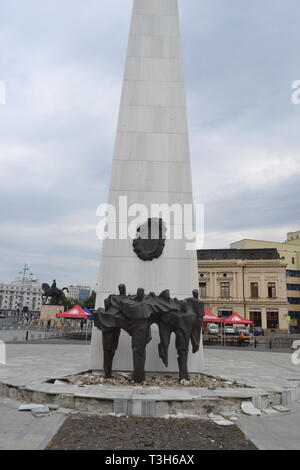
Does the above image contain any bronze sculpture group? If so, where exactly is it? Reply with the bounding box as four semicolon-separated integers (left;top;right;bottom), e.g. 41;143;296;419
93;285;204;384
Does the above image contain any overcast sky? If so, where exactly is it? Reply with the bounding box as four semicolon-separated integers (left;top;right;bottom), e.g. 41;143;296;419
0;0;299;287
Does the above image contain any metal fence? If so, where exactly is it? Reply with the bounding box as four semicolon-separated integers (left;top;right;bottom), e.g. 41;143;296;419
0;317;93;342
203;333;300;350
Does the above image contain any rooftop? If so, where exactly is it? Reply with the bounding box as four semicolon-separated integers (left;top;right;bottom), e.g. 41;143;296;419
197;248;281;261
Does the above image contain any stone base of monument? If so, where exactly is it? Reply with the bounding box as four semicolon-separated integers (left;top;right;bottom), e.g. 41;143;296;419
89;326;205;375
0;376;283;419
40;305;64;323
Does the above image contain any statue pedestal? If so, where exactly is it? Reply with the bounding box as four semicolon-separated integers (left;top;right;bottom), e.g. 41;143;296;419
40;305;64;323
89;326;204;374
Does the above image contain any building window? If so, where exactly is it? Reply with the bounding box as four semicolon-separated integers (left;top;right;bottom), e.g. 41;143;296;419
287;284;300;291
287;270;300;277
218;309;233;319
292;258;295;265
250;311;262;327
220;282;230;298
250;283;259;298
288;298;300;305
199;282;207;298
268;283;276;298
267;311;279;329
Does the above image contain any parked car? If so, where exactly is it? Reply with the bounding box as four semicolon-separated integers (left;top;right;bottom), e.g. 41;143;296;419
254;327;264;336
224;326;235;335
235;327;250;336
208;324;219;335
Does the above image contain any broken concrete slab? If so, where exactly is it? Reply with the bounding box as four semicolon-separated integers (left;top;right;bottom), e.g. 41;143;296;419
241;401;261;416
31;405;50;418
209;413;234;426
252;396;263;410
273;405;291;413
18;404;41;412
56;408;74;415
47;404;59;411
31;405;49;414
262;408;280;416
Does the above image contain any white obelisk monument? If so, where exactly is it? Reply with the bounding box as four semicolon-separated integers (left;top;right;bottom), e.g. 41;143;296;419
90;0;203;372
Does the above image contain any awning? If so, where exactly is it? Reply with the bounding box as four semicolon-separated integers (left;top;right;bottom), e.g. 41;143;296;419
224;312;253;325
203;309;225;323
56;305;90;319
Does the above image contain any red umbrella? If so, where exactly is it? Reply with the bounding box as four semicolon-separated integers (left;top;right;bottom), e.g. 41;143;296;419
203;309;225;323
56;305;90;319
224;312;253;325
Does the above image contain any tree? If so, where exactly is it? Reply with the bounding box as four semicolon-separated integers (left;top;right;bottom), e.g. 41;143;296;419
63;297;77;312
83;291;96;310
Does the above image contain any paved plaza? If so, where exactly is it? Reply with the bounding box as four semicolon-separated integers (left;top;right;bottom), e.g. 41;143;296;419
238;403;300;450
1;344;300;449
0;397;66;450
1;343;300;393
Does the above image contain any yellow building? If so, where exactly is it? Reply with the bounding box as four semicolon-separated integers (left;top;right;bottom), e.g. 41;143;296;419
231;231;300;332
198;248;289;332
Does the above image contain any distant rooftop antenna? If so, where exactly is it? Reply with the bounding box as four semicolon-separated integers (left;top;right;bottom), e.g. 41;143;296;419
16;264;35;314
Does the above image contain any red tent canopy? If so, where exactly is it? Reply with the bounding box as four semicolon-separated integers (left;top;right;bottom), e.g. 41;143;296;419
224;312;253;325
56;305;90;319
203;309;225;324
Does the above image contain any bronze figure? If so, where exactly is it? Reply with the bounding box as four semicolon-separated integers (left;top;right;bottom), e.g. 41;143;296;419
93;286;204;384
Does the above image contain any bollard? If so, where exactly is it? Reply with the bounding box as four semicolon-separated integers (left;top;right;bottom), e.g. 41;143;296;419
26;331;29;341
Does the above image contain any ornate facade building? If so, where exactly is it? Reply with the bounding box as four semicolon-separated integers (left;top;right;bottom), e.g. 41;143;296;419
197;248;289;332
231;231;300;332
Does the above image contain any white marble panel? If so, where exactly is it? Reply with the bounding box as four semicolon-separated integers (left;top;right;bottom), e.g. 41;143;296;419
131;14;180;37
114;132;189;163
124;57;184;82
121;81;186;108
128;35;181;59
118;105;188;134
110;160;192;193
108;189;194;206
97;256;146;294
133;0;178;16
97;256;198;298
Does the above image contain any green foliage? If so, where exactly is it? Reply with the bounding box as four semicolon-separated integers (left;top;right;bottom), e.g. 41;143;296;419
82;291;96;310
62;291;96;311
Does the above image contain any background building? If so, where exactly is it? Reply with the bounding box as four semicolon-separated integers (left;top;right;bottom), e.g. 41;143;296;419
231;231;300;332
198;248;289;332
66;285;91;302
0;277;42;316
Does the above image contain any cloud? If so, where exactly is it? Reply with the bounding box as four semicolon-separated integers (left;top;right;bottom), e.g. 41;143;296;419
0;0;300;286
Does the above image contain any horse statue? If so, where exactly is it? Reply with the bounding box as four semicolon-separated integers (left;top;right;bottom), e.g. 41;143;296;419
42;280;69;305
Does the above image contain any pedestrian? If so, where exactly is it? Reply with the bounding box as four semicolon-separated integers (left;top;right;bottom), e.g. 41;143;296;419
238;332;246;347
